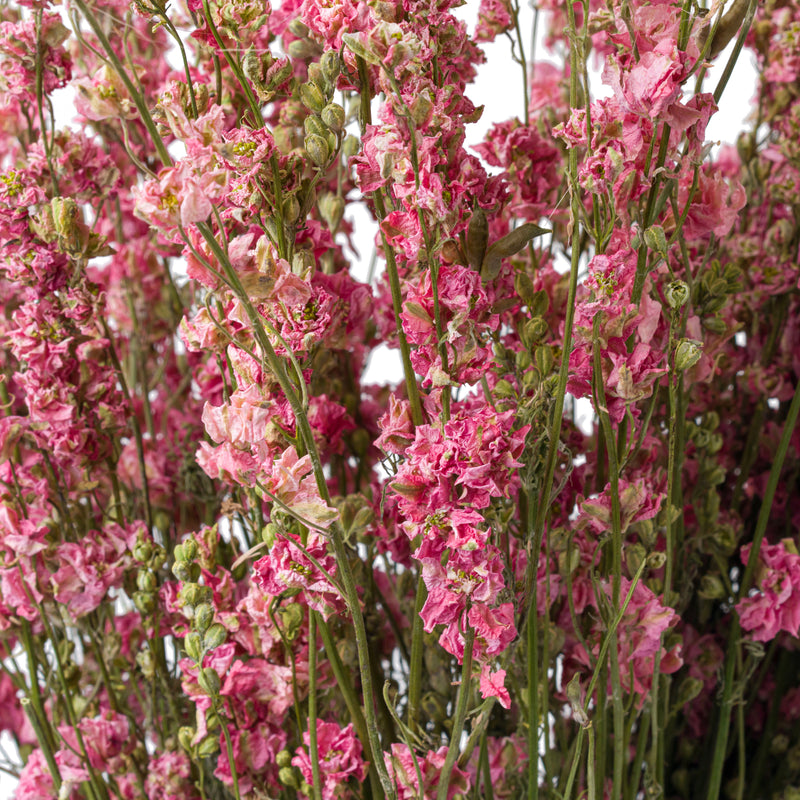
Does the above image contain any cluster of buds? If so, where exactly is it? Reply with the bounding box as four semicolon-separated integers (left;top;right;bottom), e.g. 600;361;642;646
301;51;347;171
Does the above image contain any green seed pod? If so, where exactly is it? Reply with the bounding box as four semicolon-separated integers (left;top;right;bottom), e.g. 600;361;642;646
698;574;727;600
179;582;203;608
184;631;204;663
287;18;310;37
136;570;157;593
196;735;220;758
305;133;330;167
321;102;346;132
300;82;326;114
319;193;345;232
646;551;667;570
625;543;647;576
133;542;153;563
771;734;790;755
279;766;300;788
535;345;554;375
171;561;191;582
665;279;689;309
493;379;515;399
304;114;327;138
262;522;279;546
644;224;668;258
136;648;155;679
674;338;703;371
523;317;549;347
702;315;727;335
288;38;319;60
466;207;488;271
321;50;340;82
182;539;199;562
674;676;704;709
514;271;536;308
350;428;371;457
282;195;301;224
132;591;155;615
204;623;227;650
198;667;221;695
194;603;214;634
292;249;315;277
178;726;195;753
341;134;360;159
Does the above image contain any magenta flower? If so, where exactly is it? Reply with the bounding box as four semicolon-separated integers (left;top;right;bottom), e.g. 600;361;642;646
737;540;800;642
292;721;367;800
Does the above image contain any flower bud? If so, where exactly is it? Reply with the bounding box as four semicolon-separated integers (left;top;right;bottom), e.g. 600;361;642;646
665;280;689;309
674;338;703;371
276;749;293;768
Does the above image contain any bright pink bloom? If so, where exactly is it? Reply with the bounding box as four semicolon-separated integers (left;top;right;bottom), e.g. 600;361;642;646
737;540;800;642
292;721;367;800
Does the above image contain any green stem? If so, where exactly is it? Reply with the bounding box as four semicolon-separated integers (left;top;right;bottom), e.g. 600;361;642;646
308;611;323;800
435;626;475;800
